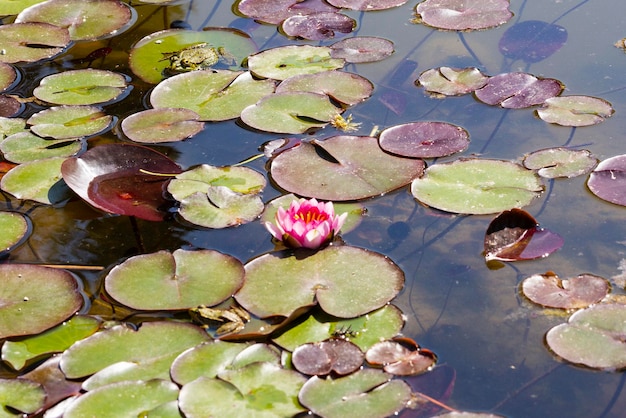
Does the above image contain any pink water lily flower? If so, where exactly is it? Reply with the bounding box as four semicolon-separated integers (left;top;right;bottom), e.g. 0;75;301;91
265;198;348;249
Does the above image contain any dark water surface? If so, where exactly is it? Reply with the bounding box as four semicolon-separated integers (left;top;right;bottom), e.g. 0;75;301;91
8;0;626;416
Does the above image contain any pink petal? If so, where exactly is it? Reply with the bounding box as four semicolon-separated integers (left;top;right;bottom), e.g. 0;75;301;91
264;222;284;240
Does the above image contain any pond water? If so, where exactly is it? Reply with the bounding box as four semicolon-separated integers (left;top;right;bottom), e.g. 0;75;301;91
3;0;626;417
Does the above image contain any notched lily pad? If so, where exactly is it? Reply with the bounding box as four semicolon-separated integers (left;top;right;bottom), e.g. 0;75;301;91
537;95;614;127
366;339;437;376
33;69;129;106
292;339;364;376
0;131;83;163
587;155;626;206
414;0;513;31
1;156;67;204
523;147;598;179
282;12;355;40
474;72;564;109
417;67;488;96
121;108;204;143
378;121;469;158
27;106;112;139
521;272;610;309
248;45;344;81
276;71;373;106
0;23;70;63
330;36;394;63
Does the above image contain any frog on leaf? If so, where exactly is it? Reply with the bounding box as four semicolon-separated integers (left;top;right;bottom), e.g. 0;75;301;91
160;42;235;74
189;304;251;335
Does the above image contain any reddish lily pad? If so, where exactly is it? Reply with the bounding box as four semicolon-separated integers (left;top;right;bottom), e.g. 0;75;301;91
121;108;204;143
270;135;425;200
61;143;182;221
414;0;512;31
19;356;82;413
499;20;568;63
378;121;469;158
417;67;488;96
330;36;394;63
292;339;364;376
0;23;70;64
484;209;563;262
282;12;355;40
0;63;18;91
587;155;626;206
521;272;610;309
474;72;564;109
326;0;408;11
248;45;344;81
545;304;626;370
235;245;404;319
0;264;83;338
537;95;614;127
0;95;22;117
366;339;437;376
104;249;245;310
523;147;598;179
237;0;303;25
276;71;373;106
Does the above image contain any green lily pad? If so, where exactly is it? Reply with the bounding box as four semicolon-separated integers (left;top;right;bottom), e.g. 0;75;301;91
129;27;256;84
0;378;45;417
248;45;345;81
27;106;112;139
0;23;70;64
105;249;245;310
59;322;210;381
240;91;341;134
16;0;133;41
0;63;18;92
236;245;404;319
545;304;626;370
2;315;100;371
1;156;67;204
299;369;411;418
411;158;544;214
417;66;488;96
64;379;180;418
179;362;307;418
0;117;26;139
0;0;47;15
121;108;204;143
276;71;373;106
0;132;83;163
0;212;29;257
169;164;266;197
523;147;598;178
273;305;404;352
33;69;129;106
0;264;83;339
151;71;275;122
270;136;425;200
537;95;614;127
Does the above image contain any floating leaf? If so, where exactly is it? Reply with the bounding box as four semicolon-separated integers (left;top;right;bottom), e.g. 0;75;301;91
521;272;610;309
276;71;373;106
537;95;614;127
19;356;82;413
0;0;47;15
105;249;245;310
281;12;355;40
587;155;626;206
299;369;411;418
27;106;112;139
240;91;341;134
545;304;626;370
248;45;344;81
0;95;22;118
484;209;563;262
474;72;564;109
414;0;512;30
0;23;70;63
0;117;26;139
237;0;302;25
271;136;425;200
0;212;29;257
523;147;598;178
499;20;567;63
0;264;83;338
378;121;469;158
330;36;394;63
292;339;364;376
0;63;18;91
0;132;83;163
236;245;404;319
0;378;45;416
33;69;129;106
169;164;266;197
411;159;544;215
366;339;437;376
121;108;204;143
61;143;182;221
16;0;133;41
326;0;408;11
1;156;67;204
417;67;488;96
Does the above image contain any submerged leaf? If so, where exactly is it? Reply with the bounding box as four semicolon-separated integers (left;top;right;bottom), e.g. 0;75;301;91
499;20;567;63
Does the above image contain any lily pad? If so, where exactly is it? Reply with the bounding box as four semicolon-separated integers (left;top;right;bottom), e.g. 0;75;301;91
0;0;47;15
326;0;408;11
171;341;251;385
276;71;373;106
248;45;344;81
281;12;355;40
179;363;307;418
537;95;614;127
169;164;266;197
64;379;180;418
523;147;598;179
129;28;256;84
0;212;29;257
0;132;83;163
0;117;26;139
1;156;67;204
474;72;564;109
16;0;133;41
237;0;302;25
0;264;83;338
270;135;425;200
292;339;364;376
299;369;411;418
0;95;22;118
0;378;45;416
499;20;568;63
521;272;610;309
150;70;275;122
27;106;112;140
240;91;342;134
414;0;513;31
0;23;70;64
378;121;469;158
545;304;626;370
330;36;394;63
0;63;18;92
587;155;626;206
411;158;544;215
121;108;204;143
365;339;437;376
236;245;404;319
417;67;488;96
33;69;129;106
104;249;245;310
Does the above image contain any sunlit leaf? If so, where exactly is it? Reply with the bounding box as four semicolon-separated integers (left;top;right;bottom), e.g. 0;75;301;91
326;0;408;11
1;156;68;204
474;72;564;109
414;0;512;30
523;147;598;179
537;95;614;127
276;70;373;106
521;272;610;309
19;356;82;413
281;12;355;40
365;339;437;376
248;45;344;81
378;121;469;158
0;23;70;63
417;66;488;96
27;106;112;140
0;132;83;163
237;0;338;25
0;378;45;416
292;339;364;376
330;36;394;63
0;63;18;91
121;108;204;143
499;20;567;63
0;212;29;257
33;69;129;106
587;154;626;206
171;340;251;385
0;0;47;15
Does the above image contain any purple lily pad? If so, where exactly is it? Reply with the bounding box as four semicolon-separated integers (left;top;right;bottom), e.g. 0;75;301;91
292;339;364;376
330;37;394;63
365;339;437;376
378;121;469;158
326;0;408;11
587;155;626;206
237;0;338;25
282;12;355;40
521;272;610;309
474;72;564;109
0;63;18;92
499;20;568;63
61;143;182;221
0;95;23;117
415;0;512;31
